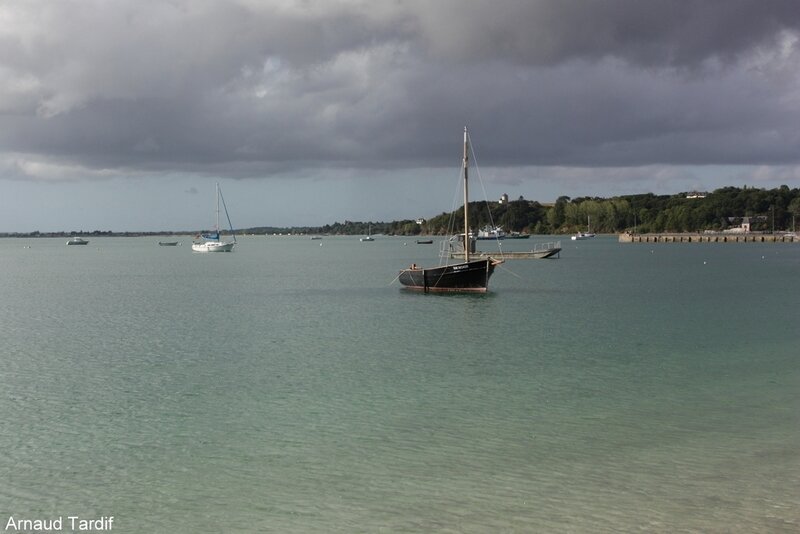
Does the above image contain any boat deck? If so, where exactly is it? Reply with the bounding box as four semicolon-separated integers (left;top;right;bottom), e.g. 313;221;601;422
449;241;561;260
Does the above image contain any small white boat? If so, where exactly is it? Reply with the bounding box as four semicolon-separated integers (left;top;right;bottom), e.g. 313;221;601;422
192;240;234;252
571;216;596;240
476;226;506;240
192;183;236;253
571;231;596;241
360;225;375;242
66;237;89;245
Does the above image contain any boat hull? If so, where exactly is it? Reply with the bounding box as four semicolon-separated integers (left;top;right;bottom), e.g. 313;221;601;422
533;246;561;258
191;241;235;252
398;258;499;293
476;226;506;240
571;232;596;240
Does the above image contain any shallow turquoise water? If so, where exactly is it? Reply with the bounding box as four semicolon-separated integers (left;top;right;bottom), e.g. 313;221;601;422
1;236;798;532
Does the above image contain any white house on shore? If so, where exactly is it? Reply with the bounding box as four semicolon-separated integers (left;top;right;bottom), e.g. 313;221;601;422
723;217;751;233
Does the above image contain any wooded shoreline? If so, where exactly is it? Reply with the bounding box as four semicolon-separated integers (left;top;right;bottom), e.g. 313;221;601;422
3;185;799;238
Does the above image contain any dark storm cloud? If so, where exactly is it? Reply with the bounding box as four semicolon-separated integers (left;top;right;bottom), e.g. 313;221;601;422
1;0;800;181
415;0;800;67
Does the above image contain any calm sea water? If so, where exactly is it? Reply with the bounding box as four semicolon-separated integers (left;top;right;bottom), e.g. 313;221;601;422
1;235;798;533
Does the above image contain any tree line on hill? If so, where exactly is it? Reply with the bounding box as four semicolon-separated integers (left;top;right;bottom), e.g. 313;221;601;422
256;185;800;236
4;186;798;238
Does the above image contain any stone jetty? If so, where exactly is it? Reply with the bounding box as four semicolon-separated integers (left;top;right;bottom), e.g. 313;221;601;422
619;233;798;243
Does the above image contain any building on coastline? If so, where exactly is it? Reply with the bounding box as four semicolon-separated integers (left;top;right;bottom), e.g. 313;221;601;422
723;217;751;233
686;191;708;199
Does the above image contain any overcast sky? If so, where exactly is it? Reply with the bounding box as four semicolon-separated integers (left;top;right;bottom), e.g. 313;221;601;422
2;0;800;232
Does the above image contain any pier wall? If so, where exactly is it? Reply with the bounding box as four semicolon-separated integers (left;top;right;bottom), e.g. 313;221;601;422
619;233;798;244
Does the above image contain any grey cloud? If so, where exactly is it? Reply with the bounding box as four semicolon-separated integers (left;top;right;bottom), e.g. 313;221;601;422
411;0;800;67
1;0;800;182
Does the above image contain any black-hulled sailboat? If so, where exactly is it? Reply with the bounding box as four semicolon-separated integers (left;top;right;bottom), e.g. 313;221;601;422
397;128;502;293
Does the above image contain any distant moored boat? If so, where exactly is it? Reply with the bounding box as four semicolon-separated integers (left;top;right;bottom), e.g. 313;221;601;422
571;216;596;240
360;225;375;242
476;226;506;240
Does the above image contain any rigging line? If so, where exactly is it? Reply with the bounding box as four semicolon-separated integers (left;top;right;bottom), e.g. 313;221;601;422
466;131;497;231
466;131;506;261
218;186;236;242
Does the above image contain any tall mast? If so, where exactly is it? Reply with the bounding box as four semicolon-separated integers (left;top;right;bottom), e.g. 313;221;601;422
463;126;470;262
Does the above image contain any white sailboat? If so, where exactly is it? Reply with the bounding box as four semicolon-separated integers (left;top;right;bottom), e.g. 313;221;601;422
360;225;375;242
192;183;236;252
571;215;596;240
